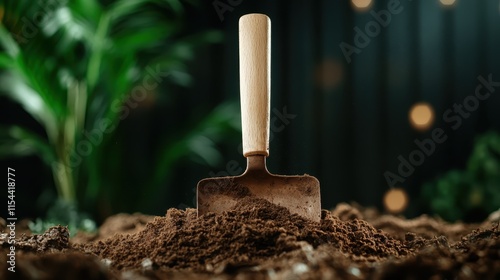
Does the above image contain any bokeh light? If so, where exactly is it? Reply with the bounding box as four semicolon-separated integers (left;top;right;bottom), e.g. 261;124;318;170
383;188;409;214
409;102;435;132
351;0;373;11
314;58;344;91
439;0;456;6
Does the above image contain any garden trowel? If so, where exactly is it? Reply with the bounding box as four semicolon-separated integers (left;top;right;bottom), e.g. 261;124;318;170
197;14;321;222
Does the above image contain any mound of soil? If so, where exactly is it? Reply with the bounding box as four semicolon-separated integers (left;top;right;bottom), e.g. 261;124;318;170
1;199;499;279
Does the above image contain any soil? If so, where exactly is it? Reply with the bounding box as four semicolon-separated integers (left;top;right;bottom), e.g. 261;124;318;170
1;199;499;279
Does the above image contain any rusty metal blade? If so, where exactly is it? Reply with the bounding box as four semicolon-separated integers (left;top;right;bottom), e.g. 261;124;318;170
197;157;321;222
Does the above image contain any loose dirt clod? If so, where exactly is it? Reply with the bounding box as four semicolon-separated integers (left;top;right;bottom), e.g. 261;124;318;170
0;225;69;253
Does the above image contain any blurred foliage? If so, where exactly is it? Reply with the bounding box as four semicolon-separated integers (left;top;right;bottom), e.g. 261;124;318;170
422;132;500;222
0;0;238;233
29;198;96;236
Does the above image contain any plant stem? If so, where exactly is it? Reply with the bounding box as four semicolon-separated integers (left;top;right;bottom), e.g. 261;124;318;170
51;160;76;203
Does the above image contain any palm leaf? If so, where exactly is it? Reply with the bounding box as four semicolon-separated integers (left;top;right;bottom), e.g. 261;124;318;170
87;12;110;91
135;102;239;209
0;53;13;69
1;0;230;219
107;0;183;21
0;73;59;143
67;0;103;25
112;25;177;53
0;25;20;57
0;125;55;165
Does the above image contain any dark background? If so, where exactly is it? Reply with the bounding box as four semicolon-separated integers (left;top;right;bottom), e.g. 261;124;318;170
2;0;500;221
180;0;500;214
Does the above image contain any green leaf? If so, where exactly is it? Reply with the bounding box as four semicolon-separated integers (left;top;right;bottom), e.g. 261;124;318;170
168;70;192;87
112;25;177;53
0;53;13;69
187;135;223;166
1;0;226;219
42;7;95;43
149;102;239;188
91;53;136;128
162;0;184;14
0;25;20;57
67;0;103;25
108;0;154;21
0;74;59;143
29;198;96;236
108;0;183;21
87;12;110;91
0;125;55;165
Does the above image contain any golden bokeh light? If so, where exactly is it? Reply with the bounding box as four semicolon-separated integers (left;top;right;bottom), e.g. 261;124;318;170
351;0;373;11
314;58;344;91
440;0;456;6
383;188;409;214
409;102;435;132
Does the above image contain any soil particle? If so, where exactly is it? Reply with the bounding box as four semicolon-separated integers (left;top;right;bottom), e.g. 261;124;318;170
331;202;364;221
1;252;114;280
198;178;252;199
72;213;154;243
0;225;69;253
332;202;478;242
486;209;500;223
373;224;500;279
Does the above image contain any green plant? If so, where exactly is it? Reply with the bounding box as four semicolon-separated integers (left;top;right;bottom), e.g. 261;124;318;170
422;131;500;222
29;199;97;236
0;0;237;233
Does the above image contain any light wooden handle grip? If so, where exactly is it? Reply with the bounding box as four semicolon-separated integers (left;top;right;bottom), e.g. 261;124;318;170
239;14;271;157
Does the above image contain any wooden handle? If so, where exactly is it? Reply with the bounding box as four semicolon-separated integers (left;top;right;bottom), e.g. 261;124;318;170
239;14;271;157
